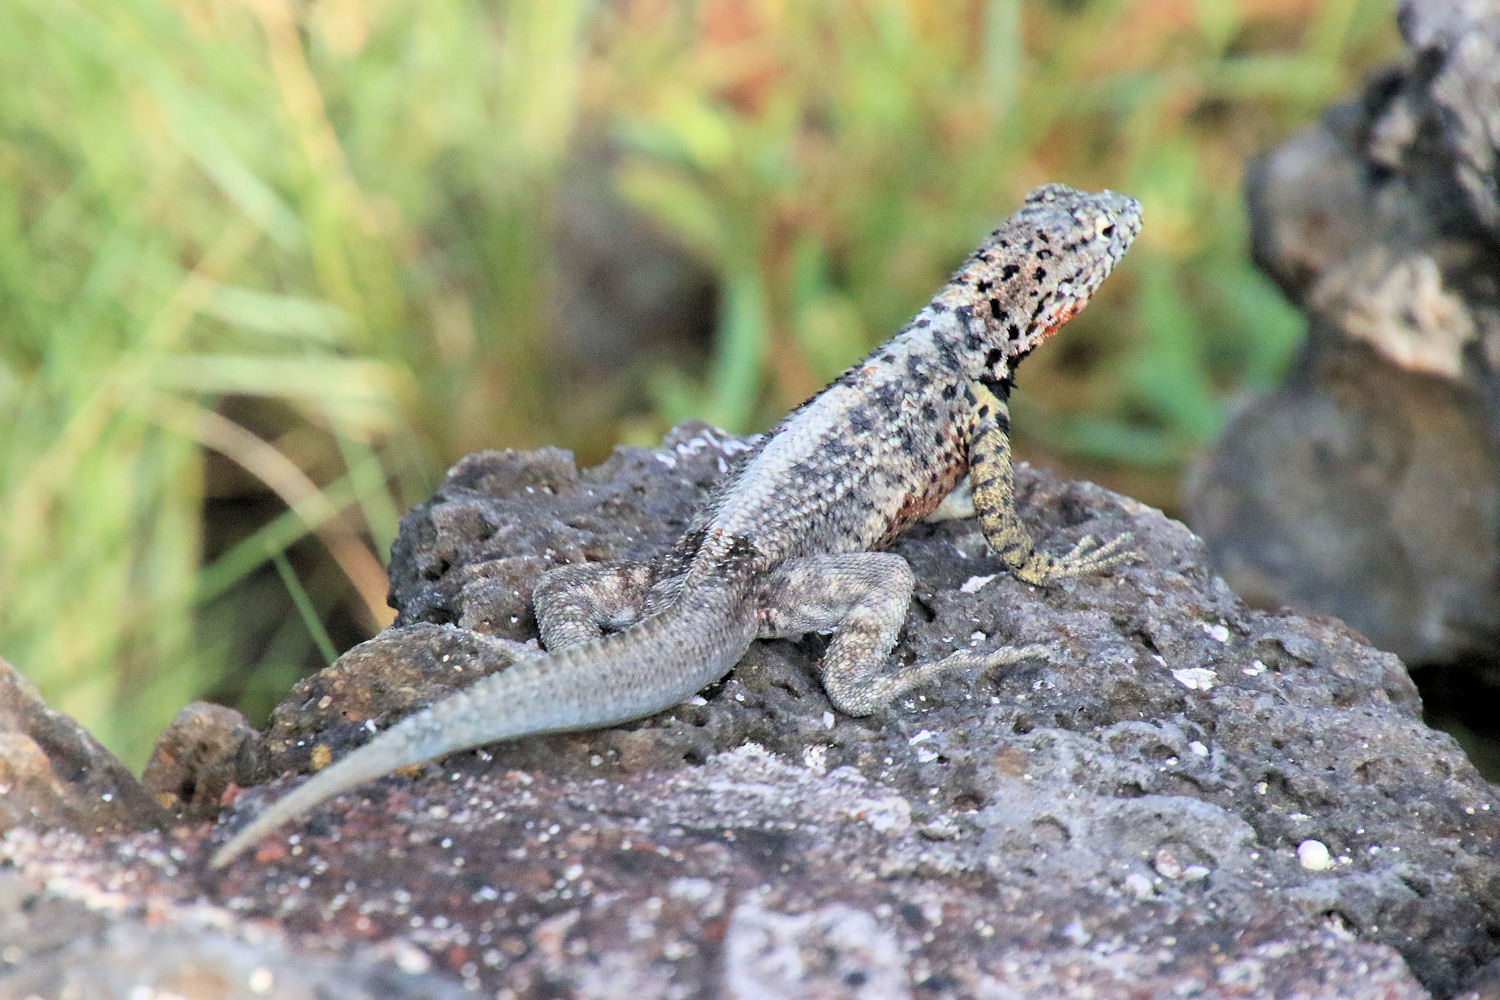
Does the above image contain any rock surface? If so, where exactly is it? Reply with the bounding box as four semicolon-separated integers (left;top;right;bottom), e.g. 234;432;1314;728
0;656;170;835
4;424;1499;997
0;863;471;1000
1184;0;1500;671
141;701;262;822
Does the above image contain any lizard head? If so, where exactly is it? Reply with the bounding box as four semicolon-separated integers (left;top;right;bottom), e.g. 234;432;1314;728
941;184;1141;360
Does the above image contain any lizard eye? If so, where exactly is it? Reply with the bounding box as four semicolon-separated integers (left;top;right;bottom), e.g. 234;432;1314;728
1097;221;1116;240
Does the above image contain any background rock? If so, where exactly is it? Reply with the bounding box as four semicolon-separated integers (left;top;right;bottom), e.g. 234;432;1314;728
141;702;262;822
4;426;1498;997
0;656;169;835
1184;0;1500;686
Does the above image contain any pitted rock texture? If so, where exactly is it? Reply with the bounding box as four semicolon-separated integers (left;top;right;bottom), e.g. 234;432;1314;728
141;701;261;822
4;424;1499;998
1184;0;1500;671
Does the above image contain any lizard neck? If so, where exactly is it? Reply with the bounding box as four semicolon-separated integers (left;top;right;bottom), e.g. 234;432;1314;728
881;302;1021;396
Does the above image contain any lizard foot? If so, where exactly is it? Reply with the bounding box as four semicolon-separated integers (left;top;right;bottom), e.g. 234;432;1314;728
827;642;1058;716
1013;531;1135;586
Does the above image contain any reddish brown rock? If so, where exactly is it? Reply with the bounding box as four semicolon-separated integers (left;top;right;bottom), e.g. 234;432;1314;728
142;702;261;821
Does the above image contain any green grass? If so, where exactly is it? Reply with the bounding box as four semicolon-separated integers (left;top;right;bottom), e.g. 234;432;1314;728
0;0;1398;767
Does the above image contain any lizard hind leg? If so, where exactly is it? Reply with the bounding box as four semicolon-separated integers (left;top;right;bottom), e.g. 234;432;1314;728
532;561;654;650
756;553;1050;718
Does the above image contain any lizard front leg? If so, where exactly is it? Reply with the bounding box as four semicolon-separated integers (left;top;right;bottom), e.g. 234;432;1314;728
532;561;654;649
967;382;1133;586
756;553;1049;716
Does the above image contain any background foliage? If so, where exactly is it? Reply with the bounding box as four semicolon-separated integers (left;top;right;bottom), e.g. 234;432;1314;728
0;0;1397;766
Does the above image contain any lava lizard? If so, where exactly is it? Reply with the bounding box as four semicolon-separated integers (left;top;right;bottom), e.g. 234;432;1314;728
210;183;1141;868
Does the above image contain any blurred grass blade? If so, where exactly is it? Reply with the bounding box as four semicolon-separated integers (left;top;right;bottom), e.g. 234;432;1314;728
707;267;768;431
272;552;339;666
149;397;392;631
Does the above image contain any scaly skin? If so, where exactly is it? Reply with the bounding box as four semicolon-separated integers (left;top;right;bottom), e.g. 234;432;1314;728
209;184;1141;869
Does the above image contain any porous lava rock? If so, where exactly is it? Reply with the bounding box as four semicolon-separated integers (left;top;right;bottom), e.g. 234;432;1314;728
4;424;1498;997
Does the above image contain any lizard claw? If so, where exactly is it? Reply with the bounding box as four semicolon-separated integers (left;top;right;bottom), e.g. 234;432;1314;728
1065;531;1132;563
974;641;1063;668
1014;530;1135;585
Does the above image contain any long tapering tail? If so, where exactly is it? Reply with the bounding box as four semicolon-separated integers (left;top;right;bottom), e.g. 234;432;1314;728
209;584;755;868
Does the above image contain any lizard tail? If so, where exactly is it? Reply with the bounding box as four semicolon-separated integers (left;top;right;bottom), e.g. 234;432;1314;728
209;584;756;869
